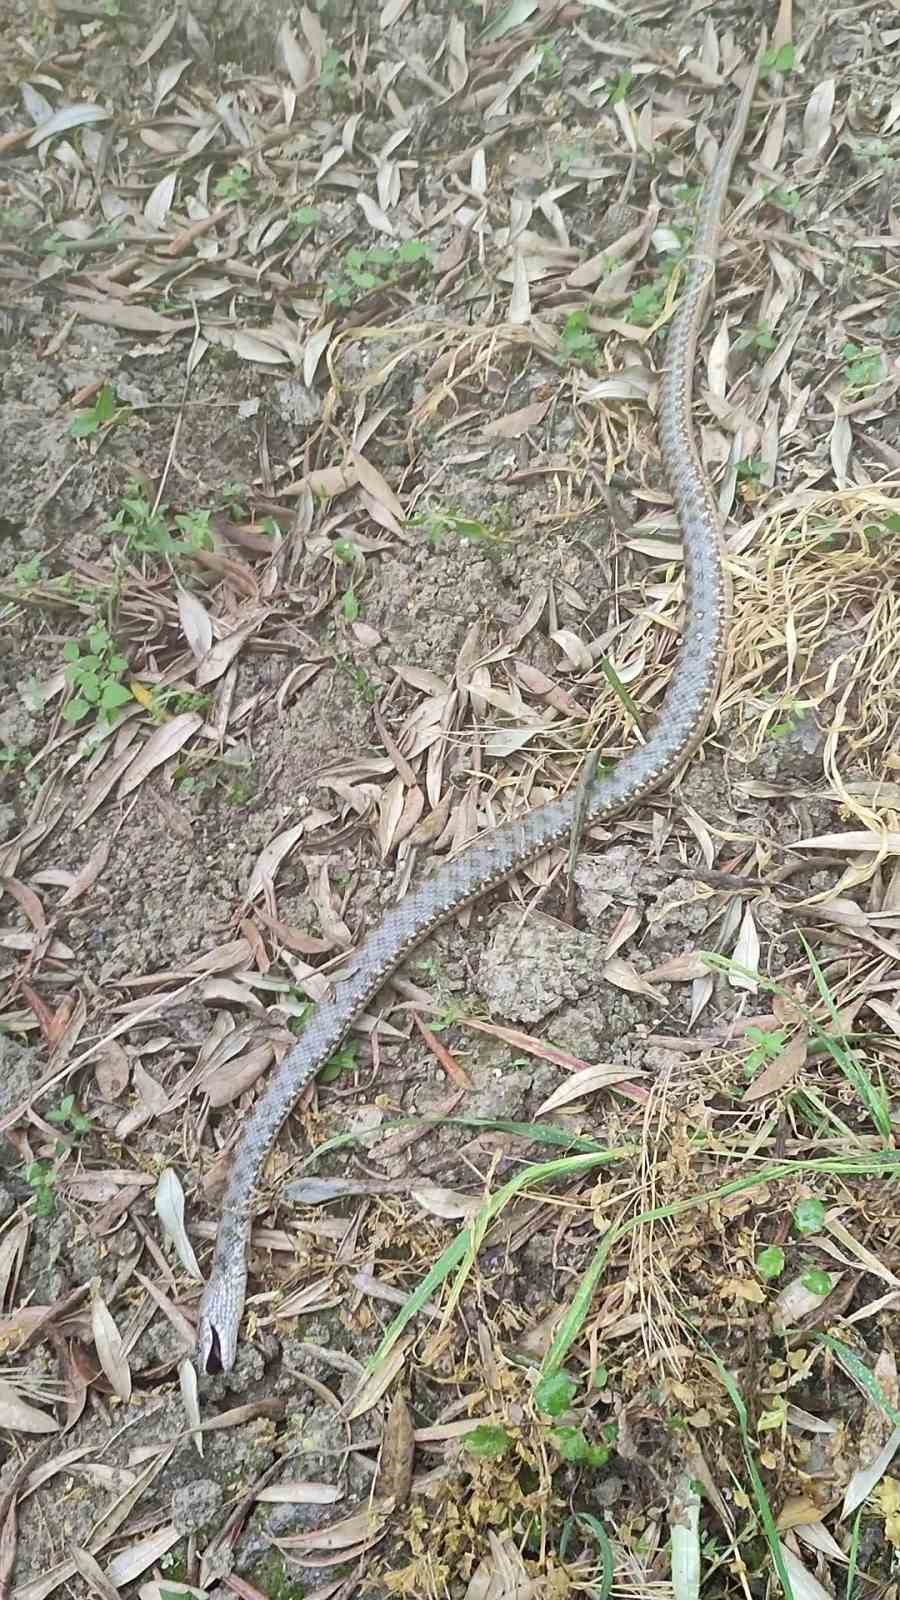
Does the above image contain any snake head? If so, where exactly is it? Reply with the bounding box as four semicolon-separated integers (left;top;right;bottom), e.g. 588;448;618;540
195;1261;246;1376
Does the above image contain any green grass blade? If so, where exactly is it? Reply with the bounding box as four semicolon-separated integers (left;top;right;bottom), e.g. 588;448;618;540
367;1148;623;1372
711;1357;795;1600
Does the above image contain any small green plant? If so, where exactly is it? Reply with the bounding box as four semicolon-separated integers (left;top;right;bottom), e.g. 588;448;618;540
801;1268;832;1295
761;41;795;77
337;660;379;703
26;1161;56;1218
147;687;211;723
217;760;256;805
429;999;467;1033
173;509;214;548
288;205;322;237
464;1424;512;1459
768;185;801;212
174;751;256;803
756;1245;785;1281
62;624;133;726
25;1097;91;1218
559;310;598;367
217;482;249;517
214;163;252;201
325;240;433;306
793;1196;825;1235
735;457;764;484
609;67;634;104
549;1424;614;1467
101;493;171;555
412;503;510;548
69;384;125;439
554;143;585;173
534;1370;577;1416
672;183;702;206
319;47;350;92
0;207;32;234
842;342;883;390
736;320;777;354
536;38;562;77
318;1040;358;1085
628;281;665;326
863;511;900;542
765;698;804;739
0;745;27;770
101;491;213;559
13;552;44;585
744;1026;788;1078
47;1094;92;1143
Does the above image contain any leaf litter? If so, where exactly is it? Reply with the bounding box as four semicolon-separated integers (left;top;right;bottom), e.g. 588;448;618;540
1;0;900;1595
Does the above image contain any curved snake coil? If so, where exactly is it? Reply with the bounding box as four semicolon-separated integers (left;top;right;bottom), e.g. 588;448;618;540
196;35;764;1375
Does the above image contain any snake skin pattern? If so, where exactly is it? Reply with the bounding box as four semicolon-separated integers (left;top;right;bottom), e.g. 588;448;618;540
196;36;764;1374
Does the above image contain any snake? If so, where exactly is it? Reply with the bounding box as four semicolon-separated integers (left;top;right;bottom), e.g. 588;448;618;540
196;35;764;1375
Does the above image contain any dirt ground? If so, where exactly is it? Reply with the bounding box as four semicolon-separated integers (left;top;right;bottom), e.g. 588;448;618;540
2;0;900;1597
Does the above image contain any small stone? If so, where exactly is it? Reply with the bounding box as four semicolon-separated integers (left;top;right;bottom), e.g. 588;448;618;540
171;1477;223;1536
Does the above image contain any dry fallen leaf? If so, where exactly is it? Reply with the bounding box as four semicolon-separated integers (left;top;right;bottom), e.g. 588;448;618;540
90;1279;132;1402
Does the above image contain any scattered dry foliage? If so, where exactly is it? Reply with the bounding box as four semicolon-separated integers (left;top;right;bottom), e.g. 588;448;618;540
2;0;900;1596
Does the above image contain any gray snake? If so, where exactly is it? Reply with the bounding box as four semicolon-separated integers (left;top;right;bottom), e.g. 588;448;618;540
196;37;763;1375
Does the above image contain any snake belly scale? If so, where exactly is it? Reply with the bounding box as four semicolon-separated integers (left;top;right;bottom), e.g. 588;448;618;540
196;38;763;1375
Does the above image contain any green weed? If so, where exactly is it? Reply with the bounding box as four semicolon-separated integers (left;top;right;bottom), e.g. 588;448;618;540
609;68;633;104
761;41;795;77
736;320;777;354
553;144;585;173
12;553;44;585
62;623;132;726
147;687;210;723
559;309;598;367
319;47;350;93
69;384;126;439
175;752;256;804
288;205;322;237
842;341;884;390
535;38;562;77
26;1161;57;1218
101;491;213;559
756;1245;785;1280
628;281;666;326
412;503;511;548
214;163;252;202
325;240;433;306
47;1093;92;1143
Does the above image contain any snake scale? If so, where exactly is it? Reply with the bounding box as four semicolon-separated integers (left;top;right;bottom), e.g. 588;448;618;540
196;35;764;1375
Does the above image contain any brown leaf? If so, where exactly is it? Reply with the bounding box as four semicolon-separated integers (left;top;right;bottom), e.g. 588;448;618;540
374;1392;415;1507
536;1063;642;1116
413;1014;473;1089
743;1034;808;1102
118;715;203;798
90;1280;132;1402
482;400;549;439
195;615;269;686
0;1380;58;1435
351;450;405;523
177;589;214;659
94;1041;131;1102
65;299;192;335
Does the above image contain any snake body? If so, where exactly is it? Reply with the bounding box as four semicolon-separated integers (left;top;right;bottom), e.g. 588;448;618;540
196;41;762;1375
